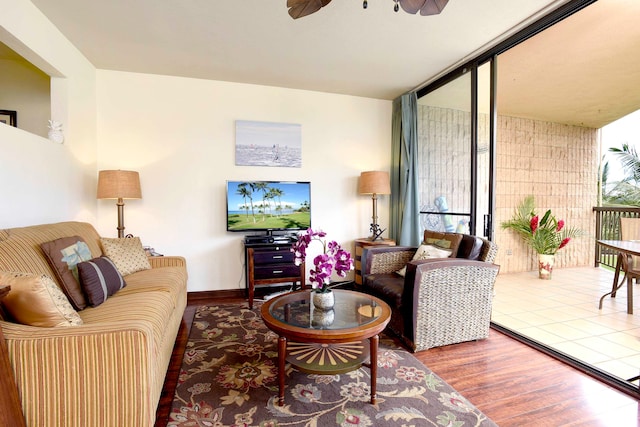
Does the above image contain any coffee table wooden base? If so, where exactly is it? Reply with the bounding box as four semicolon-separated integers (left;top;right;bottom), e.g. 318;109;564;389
286;341;370;374
261;290;390;407
275;335;380;406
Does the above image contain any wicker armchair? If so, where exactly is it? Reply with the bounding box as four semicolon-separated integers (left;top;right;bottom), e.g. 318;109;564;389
362;233;499;352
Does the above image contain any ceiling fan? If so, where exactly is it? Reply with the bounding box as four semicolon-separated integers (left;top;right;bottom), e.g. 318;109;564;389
287;0;450;19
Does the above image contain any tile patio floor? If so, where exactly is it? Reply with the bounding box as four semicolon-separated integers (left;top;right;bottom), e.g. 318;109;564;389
492;266;640;385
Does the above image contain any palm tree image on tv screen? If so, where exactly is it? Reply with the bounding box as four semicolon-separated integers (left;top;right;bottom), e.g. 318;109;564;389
227;181;311;231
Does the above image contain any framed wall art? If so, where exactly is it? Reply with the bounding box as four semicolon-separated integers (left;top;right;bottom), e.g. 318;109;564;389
235;120;302;168
0;110;17;127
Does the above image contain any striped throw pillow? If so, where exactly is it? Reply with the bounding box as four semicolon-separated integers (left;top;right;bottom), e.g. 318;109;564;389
77;257;127;307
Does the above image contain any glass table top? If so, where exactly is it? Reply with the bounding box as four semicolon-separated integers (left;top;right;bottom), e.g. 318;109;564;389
268;290;386;330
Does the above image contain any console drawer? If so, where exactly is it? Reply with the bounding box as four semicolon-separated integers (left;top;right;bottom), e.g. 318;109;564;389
254;265;301;279
253;250;295;265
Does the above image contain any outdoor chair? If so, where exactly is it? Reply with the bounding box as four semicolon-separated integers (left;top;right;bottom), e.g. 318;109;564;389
609;217;640;299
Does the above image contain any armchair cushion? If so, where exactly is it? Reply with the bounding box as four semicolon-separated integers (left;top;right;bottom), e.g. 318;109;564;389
364;273;405;308
396;244;453;277
423;230;463;257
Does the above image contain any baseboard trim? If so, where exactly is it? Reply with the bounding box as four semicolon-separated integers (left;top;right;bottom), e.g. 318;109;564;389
187;289;245;304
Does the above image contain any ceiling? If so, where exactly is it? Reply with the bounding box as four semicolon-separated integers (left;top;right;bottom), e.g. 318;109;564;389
498;0;640;128
4;1;639;129
24;0;568;100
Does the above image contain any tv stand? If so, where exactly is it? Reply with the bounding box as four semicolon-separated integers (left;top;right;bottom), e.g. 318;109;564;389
244;240;305;309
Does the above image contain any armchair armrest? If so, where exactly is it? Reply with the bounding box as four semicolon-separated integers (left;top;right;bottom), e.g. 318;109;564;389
402;259;500;351
363;246;416;275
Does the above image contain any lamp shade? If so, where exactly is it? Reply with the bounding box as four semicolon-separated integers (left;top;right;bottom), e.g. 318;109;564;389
97;170;142;199
358;171;390;195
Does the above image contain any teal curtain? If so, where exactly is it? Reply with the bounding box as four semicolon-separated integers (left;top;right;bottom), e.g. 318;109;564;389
390;92;420;246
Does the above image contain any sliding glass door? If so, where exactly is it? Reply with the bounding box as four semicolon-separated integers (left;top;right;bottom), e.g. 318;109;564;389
417;60;495;239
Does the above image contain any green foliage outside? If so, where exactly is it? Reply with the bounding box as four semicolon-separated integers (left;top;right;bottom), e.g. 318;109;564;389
602;143;640;206
501;196;584;255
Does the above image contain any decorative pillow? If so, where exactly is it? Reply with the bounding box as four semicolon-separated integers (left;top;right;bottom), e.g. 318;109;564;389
77;257;127;307
0;271;83;327
423;230;463;257
40;236;93;310
396;244;453;277
100;237;151;276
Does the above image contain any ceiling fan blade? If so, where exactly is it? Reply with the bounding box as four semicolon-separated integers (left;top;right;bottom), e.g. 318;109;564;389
398;0;449;15
419;0;449;15
287;0;332;19
398;0;426;15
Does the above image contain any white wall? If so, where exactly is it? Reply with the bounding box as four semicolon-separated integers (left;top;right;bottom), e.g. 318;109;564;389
0;0;98;228
0;0;392;294
96;70;392;291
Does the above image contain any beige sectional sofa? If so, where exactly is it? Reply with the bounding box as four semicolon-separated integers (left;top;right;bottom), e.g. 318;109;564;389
0;221;188;427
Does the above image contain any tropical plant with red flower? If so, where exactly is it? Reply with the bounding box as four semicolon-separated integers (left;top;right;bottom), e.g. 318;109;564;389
501;196;584;255
292;228;354;292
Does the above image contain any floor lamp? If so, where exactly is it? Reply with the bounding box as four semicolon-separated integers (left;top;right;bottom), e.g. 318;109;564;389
97;170;142;238
358;171;391;241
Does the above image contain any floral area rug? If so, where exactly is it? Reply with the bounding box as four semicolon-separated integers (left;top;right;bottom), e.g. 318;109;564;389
168;304;497;427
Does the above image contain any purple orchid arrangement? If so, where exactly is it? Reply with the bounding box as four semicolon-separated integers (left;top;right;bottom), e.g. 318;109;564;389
292;228;354;292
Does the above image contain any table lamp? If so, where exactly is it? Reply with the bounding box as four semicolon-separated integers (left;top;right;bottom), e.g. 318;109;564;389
97;170;142;238
358;171;391;241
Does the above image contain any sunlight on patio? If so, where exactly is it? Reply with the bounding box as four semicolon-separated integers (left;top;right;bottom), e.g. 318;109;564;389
492;267;640;385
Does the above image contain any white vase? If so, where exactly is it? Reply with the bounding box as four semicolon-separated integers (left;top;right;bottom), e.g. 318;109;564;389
312;290;334;311
538;254;555;280
312;308;335;327
47;120;64;144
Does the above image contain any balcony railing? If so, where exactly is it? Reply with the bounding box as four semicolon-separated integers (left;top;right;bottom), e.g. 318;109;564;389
593;206;640;268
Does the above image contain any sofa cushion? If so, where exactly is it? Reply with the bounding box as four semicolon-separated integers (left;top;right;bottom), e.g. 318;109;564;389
396;244;453;277
100;237;151;276
423;230;463;257
0;271;83;327
40;236;94;310
78;257;127;307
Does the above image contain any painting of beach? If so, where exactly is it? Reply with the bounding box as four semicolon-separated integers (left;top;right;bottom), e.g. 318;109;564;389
235;120;302;167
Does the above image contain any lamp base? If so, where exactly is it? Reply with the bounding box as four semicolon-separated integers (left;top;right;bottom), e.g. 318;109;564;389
369;224;385;241
117;198;125;238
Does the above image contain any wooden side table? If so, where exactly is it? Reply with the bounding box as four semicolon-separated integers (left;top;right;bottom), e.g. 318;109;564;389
354;238;396;286
0;285;27;427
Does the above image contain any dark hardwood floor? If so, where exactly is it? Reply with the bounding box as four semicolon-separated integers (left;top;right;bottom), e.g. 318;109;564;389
155;297;640;427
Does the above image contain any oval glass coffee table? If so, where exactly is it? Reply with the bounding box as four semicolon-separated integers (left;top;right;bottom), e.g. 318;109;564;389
261;289;391;406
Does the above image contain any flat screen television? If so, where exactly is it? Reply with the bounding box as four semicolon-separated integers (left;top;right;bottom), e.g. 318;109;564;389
226;180;311;234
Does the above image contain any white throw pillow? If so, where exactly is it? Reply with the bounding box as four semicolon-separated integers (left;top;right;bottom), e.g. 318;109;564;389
100;237;151;276
396;244;453;277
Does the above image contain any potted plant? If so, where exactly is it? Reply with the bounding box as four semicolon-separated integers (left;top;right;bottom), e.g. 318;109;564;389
501;196;584;279
292;228;354;309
